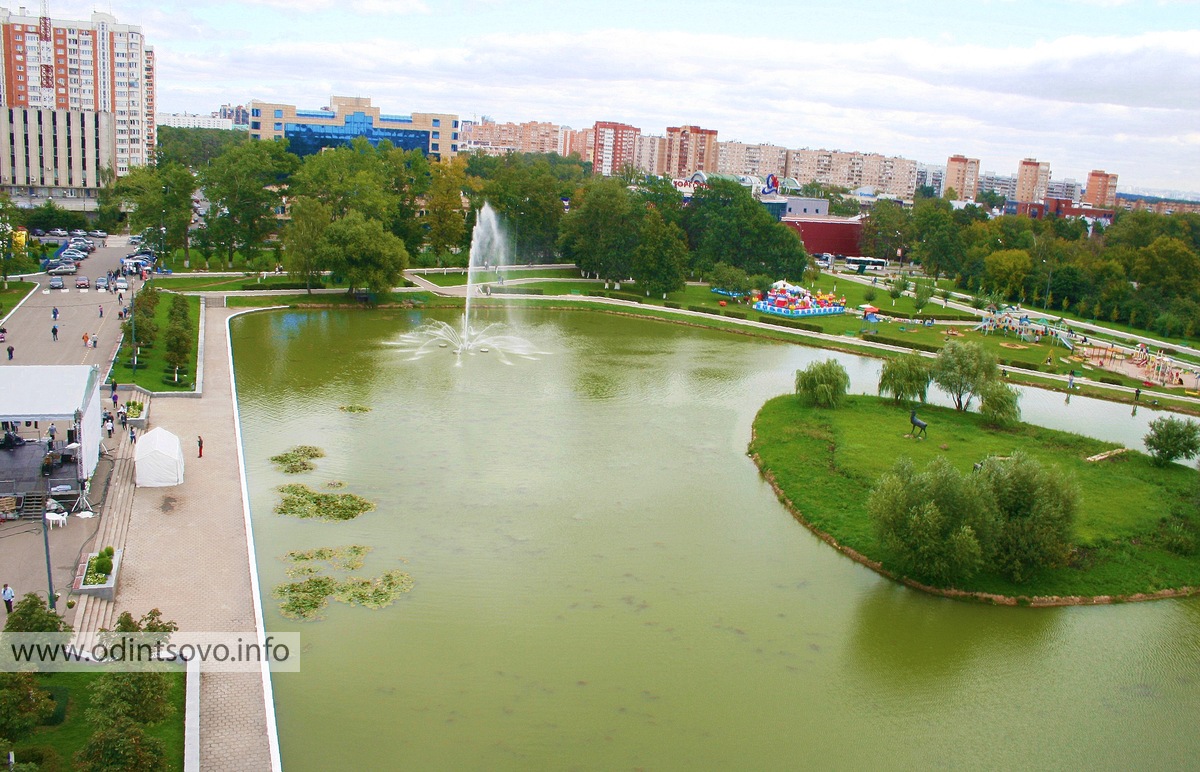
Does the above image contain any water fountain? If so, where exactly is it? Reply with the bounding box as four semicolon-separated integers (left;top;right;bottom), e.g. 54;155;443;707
393;202;541;364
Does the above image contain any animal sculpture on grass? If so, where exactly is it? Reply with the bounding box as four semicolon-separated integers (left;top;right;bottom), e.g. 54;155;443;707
909;409;928;439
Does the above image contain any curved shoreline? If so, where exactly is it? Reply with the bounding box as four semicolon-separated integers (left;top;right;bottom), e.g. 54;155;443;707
747;442;1200;608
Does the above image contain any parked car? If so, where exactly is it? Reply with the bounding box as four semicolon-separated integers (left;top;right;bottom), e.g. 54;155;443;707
49;276;64;289
113;277;129;291
70;239;95;252
95;276;109;291
75;276;90;289
48;228;67;237
30;228;45;237
69;229;87;237
129;235;143;244
87;230;107;238
48;263;77;275
61;249;87;262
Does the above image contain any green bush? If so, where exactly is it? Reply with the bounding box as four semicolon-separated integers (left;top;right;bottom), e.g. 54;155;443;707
239;281;324;291
586;290;608;298
103;546;114;557
1144;416;1200;466
14;745;63;772
492;287;543;295
43;685;69;726
664;301;681;309
879;352;931;404
867;335;940;353
794;359;851;408
92;556;113;576
980;380;1022;429
687;305;722;315
723;310;747;319
756;315;823;333
608;292;643;303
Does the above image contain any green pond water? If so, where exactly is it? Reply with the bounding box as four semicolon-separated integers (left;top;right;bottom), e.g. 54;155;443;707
231;308;1200;770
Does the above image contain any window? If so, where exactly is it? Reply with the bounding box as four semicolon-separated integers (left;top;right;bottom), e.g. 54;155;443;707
432;131;439;139
251;121;260;130
251;108;261;117
273;122;282;131
274;109;282;118
432;118;440;127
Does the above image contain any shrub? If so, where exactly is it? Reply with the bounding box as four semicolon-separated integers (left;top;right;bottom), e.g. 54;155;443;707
878;352;931;404
664;301;681;309
0;673;55;741
756;316;823;333
794;359;851;408
92;555;113;576
868;457;995;585
723;310;746;319
75;720;167;772
977;453;1078;583
867;336;940;353
608;292;643;303
980;380;1022;429
1144;416;1200;466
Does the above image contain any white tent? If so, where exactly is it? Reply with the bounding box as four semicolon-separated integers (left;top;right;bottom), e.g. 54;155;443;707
0;365;102;481
134;427;185;487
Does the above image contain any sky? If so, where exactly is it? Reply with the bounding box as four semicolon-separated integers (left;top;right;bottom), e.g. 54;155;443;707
48;0;1200;196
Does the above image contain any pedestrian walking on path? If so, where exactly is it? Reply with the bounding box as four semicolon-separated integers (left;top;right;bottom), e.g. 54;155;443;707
51;325;58;341
111;379;118;395
105;418;114;438
98;304;103;318
82;332;89;348
5;345;12;360
111;391;118;408
52;307;59;321
128;428;136;444
198;436;203;458
2;583;13;613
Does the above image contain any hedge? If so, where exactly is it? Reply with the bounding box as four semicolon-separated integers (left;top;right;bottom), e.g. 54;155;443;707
866;335;940;352
687;305;723;315
757;315;823;333
723;310;747;319
873;309;979;322
608;292;644;303
664;301;681;309
239;281;325;291
493;287;543;295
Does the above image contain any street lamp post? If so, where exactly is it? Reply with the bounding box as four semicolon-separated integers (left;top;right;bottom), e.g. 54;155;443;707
1043;259;1052;309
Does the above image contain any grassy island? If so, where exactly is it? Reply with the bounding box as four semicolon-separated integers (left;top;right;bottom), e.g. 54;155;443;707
750;394;1200;602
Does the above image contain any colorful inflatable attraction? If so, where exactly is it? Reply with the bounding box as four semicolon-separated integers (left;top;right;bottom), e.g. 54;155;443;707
752;281;847;318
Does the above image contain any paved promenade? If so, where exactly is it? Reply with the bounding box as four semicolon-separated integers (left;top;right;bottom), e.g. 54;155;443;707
0;244;275;770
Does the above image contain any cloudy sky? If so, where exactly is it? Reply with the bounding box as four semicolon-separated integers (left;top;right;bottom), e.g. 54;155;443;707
51;0;1200;195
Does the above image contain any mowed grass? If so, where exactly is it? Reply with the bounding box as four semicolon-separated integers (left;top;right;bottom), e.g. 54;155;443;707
414;267;584;286
750;394;1200;598
14;669;185;768
110;292;201;392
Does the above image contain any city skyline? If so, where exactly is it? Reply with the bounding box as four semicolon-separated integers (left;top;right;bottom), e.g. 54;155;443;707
36;0;1200;197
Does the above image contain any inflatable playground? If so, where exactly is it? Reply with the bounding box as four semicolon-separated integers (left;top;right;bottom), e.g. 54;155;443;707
752;281;847;318
973;309;1074;350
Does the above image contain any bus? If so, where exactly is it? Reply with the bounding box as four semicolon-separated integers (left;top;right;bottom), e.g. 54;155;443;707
843;256;889;272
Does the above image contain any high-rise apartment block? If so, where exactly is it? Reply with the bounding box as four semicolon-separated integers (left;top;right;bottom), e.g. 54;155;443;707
1083;169;1118;209
1046;178;1081;203
665;125;718;177
977;171;1016;201
1015;158;1050;203
716;141;788;179
0;7;154;208
247;96;458;160
216;103;250;127
944;155;980;200
462;119;563;156
635;134;666;177
782;148;916;198
591;121;639;177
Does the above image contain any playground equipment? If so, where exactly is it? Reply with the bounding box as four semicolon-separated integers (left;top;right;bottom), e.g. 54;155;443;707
972;310;1074;350
752;281;846;319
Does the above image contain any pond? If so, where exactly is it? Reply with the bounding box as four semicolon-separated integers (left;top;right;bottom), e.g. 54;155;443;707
232;307;1200;770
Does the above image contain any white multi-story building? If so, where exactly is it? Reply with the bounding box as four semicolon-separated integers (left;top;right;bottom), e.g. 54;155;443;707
1046;178;1081;203
157;113;233;130
716;141;788;179
0;7;154;208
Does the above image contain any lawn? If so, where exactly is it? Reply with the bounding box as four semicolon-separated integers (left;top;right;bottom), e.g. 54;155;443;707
750;394;1200;599
13;669;186;769
110;291;202;392
0;281;39;315
413;267;585;287
151;273;348;292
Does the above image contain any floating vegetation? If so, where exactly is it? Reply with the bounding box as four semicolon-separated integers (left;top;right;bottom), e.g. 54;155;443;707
273;576;338;620
285;564;319;579
284;545;371;571
270;445;326;474
340;404;372;413
275;484;374;521
273;570;413;620
333;570;415;609
325;480;346;489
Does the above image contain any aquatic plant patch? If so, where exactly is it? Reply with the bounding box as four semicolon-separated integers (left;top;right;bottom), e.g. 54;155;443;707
270;445;326;474
275;484;375;521
339;404;372;413
284;545;371;572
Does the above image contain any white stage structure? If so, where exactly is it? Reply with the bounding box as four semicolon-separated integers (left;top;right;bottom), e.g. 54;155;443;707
0;365;102;484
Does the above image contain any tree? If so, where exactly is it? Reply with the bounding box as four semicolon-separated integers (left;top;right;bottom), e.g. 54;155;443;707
115;162;196;264
156;125;248;168
631;206;688;298
557;177;637;286
977;453;1077;583
931;341;997;411
868;457;996;585
75;720;168;772
281;197;332;293
979;380;1022;429
984;248;1033;299
911;198;964;279
1144;416;1200;467
708;263;751;296
878;352;931;404
201;139;299;268
795;359;851;408
860;200;911;262
163;320;192;379
683;179;806;279
3;593;71;633
318;210;408;296
912;280;934;313
888;275;909;306
0;673;54;741
424;157;469;265
290;138;395;223
86;672;176;727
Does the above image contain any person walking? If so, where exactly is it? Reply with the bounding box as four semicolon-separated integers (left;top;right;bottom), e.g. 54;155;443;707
111;379;118;395
51;324;58;341
111;391;118;408
198;436;203;458
52;306;59;321
2;583;13;613
82;332;89;348
118;292;123;305
98;304;103;318
104;418;114;438
5;345;12;360
128;427;136;444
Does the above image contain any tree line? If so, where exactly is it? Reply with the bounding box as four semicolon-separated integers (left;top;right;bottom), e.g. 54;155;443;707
861;197;1200;340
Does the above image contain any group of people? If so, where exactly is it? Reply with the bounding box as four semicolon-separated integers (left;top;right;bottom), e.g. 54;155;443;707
104;383;135;444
